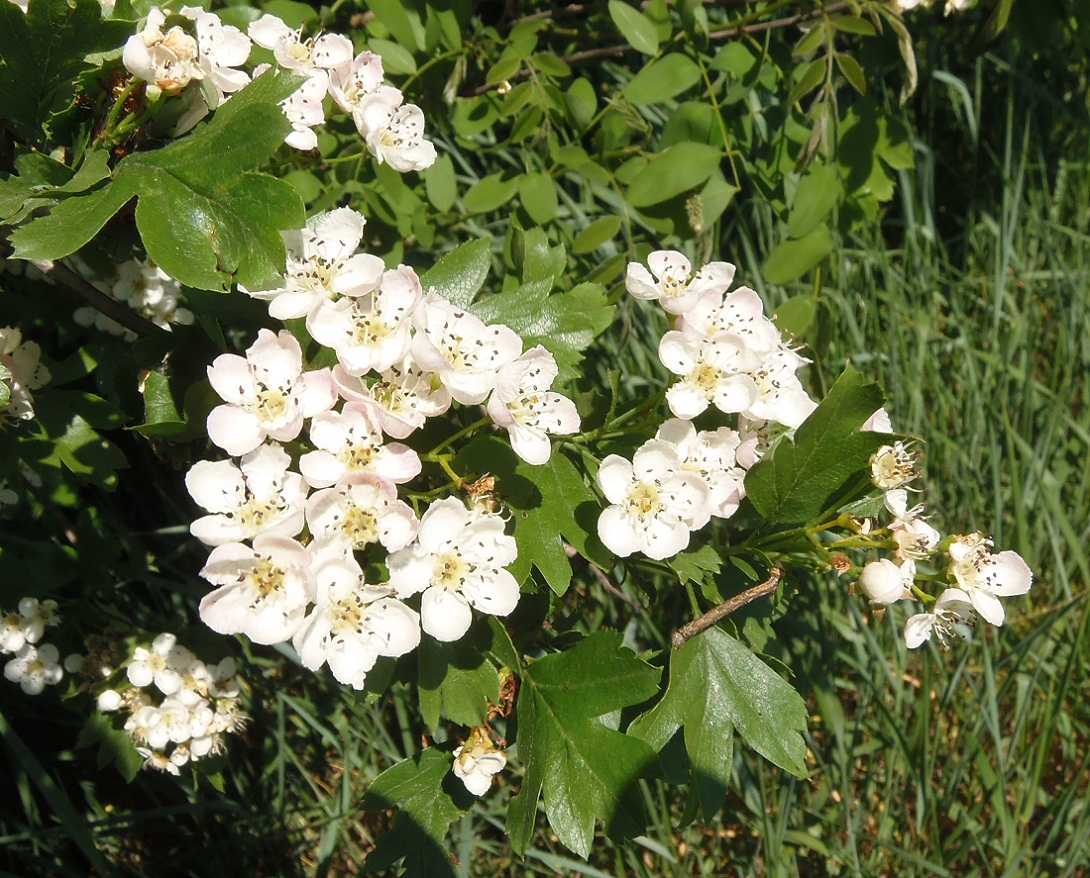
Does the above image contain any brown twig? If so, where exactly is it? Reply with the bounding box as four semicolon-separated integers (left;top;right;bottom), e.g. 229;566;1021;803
564;541;645;610
45;260;166;339
671;566;784;649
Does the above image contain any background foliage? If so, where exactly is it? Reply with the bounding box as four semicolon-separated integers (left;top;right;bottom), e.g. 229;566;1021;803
2;0;1089;875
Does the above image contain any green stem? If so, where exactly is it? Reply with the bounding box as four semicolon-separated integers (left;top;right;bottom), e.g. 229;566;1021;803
427;416;491;456
683;581;703;618
421;452;463;486
100;78;141;146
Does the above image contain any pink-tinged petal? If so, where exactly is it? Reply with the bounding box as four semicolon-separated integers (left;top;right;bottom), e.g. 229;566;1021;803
207;405;265;456
300;369;338;418
311;33;354;69
987;551;1033;596
185;459;245;513
597;506;643;558
207;354;253;404
969;589;1006;626
596;455;634;504
265;412;306;444
420;589;474;642
375;444;422;483
299;450;345;489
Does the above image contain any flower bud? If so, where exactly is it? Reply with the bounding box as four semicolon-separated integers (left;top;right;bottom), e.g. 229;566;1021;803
859;559;910;605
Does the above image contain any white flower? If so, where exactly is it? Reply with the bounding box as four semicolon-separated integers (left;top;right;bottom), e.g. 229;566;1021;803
486;346;580;465
300;402;421;488
248;15;353;85
742;349;816;430
180;7;252;103
654;419;746;519
206;328;337;456
858;558;913;605
15;597;59;645
198;534;315;645
0;327;50;422
332;359;451;439
292;558;420;689
870;442;917;490
123;8;203;94
328;51;400;117
947;533;1033;626
904;588;975;649
452;727;506;796
411;294;523;405
885;489;941;560
626;251;737;315
678;285;783;355
136;746;181;775
861;407;894;433
305;474;418;554
658;330;761;420
387;498;520;642
241;208;385;324
75;259;193;338
309;265;422;376
4;643;63;695
358;102;437;172
0;611;26;654
596;440;711;561
98;689;123;712
186;443;308;546
126;633;195;696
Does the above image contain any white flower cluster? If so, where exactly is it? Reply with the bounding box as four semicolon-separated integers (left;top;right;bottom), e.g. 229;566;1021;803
0;326;50;424
2;598;63;695
857;439;1033;649
121;6;436;166
596;251;815;561
188;207;578;684
96;633;248;775
452;726;507;796
74;257;194;339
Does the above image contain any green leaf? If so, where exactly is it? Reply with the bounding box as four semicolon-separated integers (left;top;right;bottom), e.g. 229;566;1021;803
519;172;559;225
135;369;187;437
470;280;613;381
762;224;835;284
565;77;598;129
419;238;492;308
608;0;659;55
773;294;817;339
787;164;841;239
456;439;605;594
572;215;622;254
11;71;306;291
787;57;825;107
507;631;661;857
424;153;458;211
361;749;470;877
365;0;424;52
666;544;722;588
463;172;520;214
367;38;417;75
744;364;887;524
0;0;132;142
832;14;877;35
418;631;500;732
626;143;723;209
623;54;703;105
835;53;867;95
631;627;808;822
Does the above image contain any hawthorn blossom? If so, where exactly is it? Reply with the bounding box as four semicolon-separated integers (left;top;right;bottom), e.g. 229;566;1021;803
186;443;308;546
180;7;252;103
206;328;336;456
626;251;736;315
126;633;195;696
858;558;914;605
678;284;783;355
0;327;50;423
123;8;203;94
742;348;817;430
387;498;520;642
871;442;917;490
596;440;711;561
305;474;418;554
411;294;523;405
308;265;422;376
654;419;745;519
885;489;941;560
292;558;420;689
658;330;761;420
198;534;315;644
333;359;451;439
358;102;437;172
328;51;401;118
14;597;59;645
300;402;421;488
486;346;580;465
241;208;384;324
4;643;63;695
904;588;975;649
946;533;1033;626
248;15;353;88
75;258;193;338
452;727;507;796
862;407;894;433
